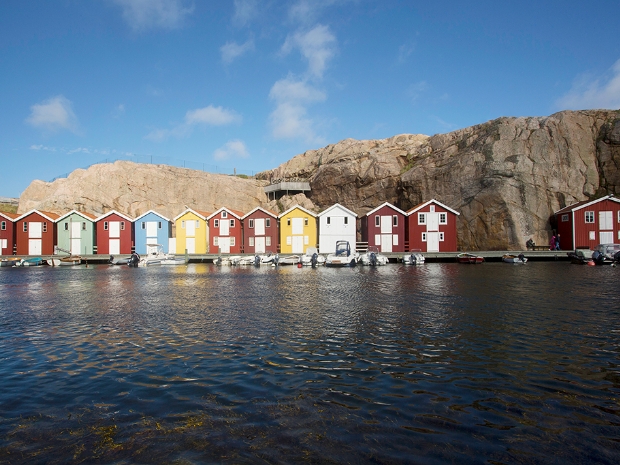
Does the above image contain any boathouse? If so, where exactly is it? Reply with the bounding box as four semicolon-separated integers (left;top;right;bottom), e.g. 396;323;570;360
15;210;59;255
134;210;172;254
318;203;358;254
55;210;97;255
95;210;134;255
554;194;620;250
278;205;317;254
174;208;210;254
361;202;406;253
0;211;18;255
241;207;278;254
406;199;460;252
207;207;243;254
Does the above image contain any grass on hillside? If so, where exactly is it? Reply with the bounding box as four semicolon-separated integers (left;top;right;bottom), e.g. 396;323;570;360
0;203;18;214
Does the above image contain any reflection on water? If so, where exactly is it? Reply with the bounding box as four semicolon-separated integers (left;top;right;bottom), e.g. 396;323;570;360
1;263;619;463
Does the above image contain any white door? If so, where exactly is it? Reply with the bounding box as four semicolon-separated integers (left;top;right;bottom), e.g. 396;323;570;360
255;237;265;254
30;222;42;239
427;232;440;252
292;218;303;235
109;239;120;255
220;219;229;236
109;221;120;238
427;213;439;231
71;222;82;254
146;221;158;237
292;236;304;253
380;216;392;234
186;237;195;253
29;239;42;255
599;211;613;230
381;234;392;252
186;220;196;237
600;231;614;244
255;219;265;236
219;237;231;253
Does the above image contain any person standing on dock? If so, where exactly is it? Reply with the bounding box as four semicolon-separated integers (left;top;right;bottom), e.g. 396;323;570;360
549;234;556;251
555;234;561;250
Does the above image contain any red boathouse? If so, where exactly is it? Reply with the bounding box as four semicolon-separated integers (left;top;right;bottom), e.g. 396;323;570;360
406;199;460;252
95;210;134;255
0;211;18;255
14;210;59;255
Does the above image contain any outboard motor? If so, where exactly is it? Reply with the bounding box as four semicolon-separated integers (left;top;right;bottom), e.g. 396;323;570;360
311;252;318;268
592;250;605;265
518;253;525;263
128;252;140;267
369;252;377;266
215;256;222;266
410;254;416;265
254;254;260;267
273;254;279;266
614;250;620;264
109;255;115;264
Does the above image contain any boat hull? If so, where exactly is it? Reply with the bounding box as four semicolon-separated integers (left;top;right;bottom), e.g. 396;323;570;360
456;254;484;264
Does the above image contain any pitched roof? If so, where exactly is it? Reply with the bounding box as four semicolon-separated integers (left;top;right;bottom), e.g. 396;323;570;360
173;208;210;221
95;210;134;222
278;204;317;218
0;211;19;221
365;202;407;217
318;203;358;217
241;206;278;219
206;207;244;220
55;210;98;222
133;209;171;222
554;195;620;215
406;199;460;216
14;209;60;222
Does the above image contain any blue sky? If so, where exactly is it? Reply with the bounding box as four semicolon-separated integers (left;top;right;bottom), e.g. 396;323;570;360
1;0;620;198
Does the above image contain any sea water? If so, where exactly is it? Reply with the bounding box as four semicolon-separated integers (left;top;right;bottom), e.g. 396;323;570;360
1;262;619;463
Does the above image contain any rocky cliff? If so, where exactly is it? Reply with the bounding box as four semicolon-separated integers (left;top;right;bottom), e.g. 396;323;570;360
258;110;620;250
18;109;620;250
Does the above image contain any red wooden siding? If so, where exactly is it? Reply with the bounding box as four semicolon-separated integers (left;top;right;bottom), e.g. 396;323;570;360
361;204;406;253
0;212;18;255
207;209;243;254
15;211;58;255
556;197;620;250
241;209;278;254
406;202;459;252
95;213;134;254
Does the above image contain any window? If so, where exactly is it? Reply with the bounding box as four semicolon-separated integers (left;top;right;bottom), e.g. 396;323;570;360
266;219;271;228
618;211;620;223
0;221;5;231
23;222;28;232
422;232;427;242
221;211;227;218
266;237;271;246
214;219;219;228
585;211;594;223
141;222;146;229
104;221;108;230
393;235;398;246
430;205;435;212
82;222;86;230
375;215;380;227
287;218;291;226
158;221;162;229
43;223;47;233
304;236;309;245
249;237;255;246
213;237;219;246
439;232;445;241
393;215;398;227
375;234;381;246
327;217;331;225
304;218;308;226
589;231;595;240
230;219;235;228
120;221;125;230
249;219;254;228
439;213;447;225
561;214;569;222
286;236;292;245
230;237;236;246
418;213;426;225
181;221;185;229
344;217;348;225
64;223;69;231
196;220;199;228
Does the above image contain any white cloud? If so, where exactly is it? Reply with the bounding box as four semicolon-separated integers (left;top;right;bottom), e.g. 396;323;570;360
184;105;241;126
232;0;257;27
68;147;91;154
29;144;56;152
269;77;326;142
113;0;193;31
288;0;340;25
281;24;336;79
398;41;415;64
220;39;255;64
213;140;250;160
556;59;620;110
26;95;78;133
145;105;241;142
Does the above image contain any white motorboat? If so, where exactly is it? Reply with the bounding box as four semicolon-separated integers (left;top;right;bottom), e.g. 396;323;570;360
109;255;130;265
277;255;300;265
359;246;388;266
231;255;255;266
502;253;528;264
161;255;187;265
139;244;165;266
300;247;325;267
259;252;278;265
402;250;425;265
325;241;358;267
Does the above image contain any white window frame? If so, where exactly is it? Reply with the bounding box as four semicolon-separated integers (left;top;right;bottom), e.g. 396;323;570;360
230;219;235;228
344;217;348;225
181;220;185;229
1;221;5;231
327;217;331;225
287;218;291;226
230;237;236;246
266;219;271;228
141;222;146;229
286;236;292;245
585;211;594;223
249;237;254;246
214;219;219;228
103;221;108;231
304;218;308;226
439;213;447;225
43;222;47;233
196;220;200;228
213;236;219;246
422;232;427;242
266;236;271;246
393;215;398;227
375;215;380;227
418;213;426;225
439;232;445;241
64;223;69;231
82;222;86;230
249;219;254;228
221;211;227;219
120;221;125;230
158;221;162;229
430;205;435;212
589;231;595;240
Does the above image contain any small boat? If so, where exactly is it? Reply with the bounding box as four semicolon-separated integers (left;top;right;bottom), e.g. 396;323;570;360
502;253;527;264
231;255;255;266
277;255;300;265
325;241;358;267
359;246;389;266
109;255;130;265
456;253;484;264
161;255;187;265
402;250;425;265
214;256;232;266
591;244;620;266
19;257;46;267
300;247;325;267
48;256;82;266
0;257;21;267
127;253;141;267
259;251;278;265
567;250;592;265
139;244;165;266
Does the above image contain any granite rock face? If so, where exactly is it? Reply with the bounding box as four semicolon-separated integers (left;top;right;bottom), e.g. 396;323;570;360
18;161;270;220
258;110;620;250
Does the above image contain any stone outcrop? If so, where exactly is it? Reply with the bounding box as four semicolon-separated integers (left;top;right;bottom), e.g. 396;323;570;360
18;161;270;220
18;110;620;250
